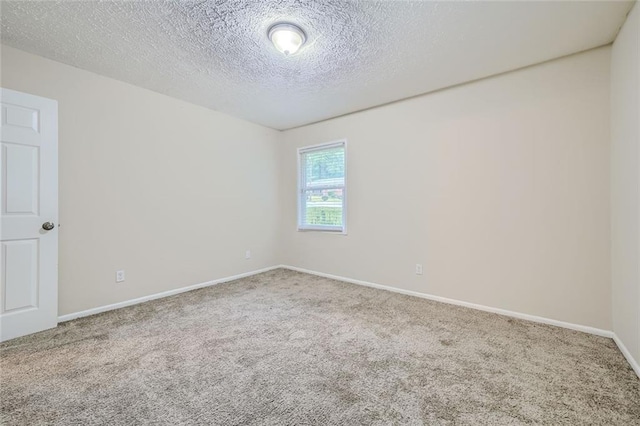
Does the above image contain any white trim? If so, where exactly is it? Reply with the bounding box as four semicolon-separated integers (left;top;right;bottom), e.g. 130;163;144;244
291;260;640;378
58;266;280;322
612;334;640;379
343;140;348;235
279;265;614;338
297;226;344;233
56;263;640;379
298;140;346;153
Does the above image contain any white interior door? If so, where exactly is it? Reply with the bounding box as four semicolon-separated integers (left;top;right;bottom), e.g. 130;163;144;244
0;88;58;342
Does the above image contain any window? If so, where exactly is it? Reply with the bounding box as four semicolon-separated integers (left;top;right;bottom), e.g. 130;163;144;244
298;141;346;233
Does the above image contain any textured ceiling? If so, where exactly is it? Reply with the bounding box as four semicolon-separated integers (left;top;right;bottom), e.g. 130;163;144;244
0;1;634;130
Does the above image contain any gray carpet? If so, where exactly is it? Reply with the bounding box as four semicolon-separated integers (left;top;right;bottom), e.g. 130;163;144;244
1;269;639;425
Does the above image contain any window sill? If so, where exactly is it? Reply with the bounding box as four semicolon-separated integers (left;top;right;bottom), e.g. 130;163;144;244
297;227;347;235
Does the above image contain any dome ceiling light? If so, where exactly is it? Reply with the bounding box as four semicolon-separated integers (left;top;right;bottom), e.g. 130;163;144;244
268;23;306;56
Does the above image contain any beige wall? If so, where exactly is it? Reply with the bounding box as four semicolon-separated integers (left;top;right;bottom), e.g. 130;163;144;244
280;47;612;330
0;44;615;332
611;3;640;366
1;46;281;316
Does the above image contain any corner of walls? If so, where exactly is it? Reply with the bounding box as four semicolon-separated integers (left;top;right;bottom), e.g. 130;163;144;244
275;128;289;267
611;2;640;372
613;333;640;379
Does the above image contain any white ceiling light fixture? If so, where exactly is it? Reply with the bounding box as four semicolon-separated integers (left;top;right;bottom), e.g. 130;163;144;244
268;23;306;56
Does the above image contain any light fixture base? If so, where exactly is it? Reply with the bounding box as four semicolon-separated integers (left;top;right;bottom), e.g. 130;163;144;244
268;23;306;56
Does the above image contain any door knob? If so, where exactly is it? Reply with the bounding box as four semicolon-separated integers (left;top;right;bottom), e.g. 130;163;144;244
42;222;55;231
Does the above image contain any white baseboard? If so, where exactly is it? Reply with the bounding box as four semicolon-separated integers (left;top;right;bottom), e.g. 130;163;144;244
612;333;640;379
57;265;280;322
57;263;639;380
281;265;640;379
280;265;614;338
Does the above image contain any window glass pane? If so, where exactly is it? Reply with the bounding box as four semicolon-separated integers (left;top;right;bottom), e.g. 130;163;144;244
302;188;343;227
299;142;346;231
304;147;345;186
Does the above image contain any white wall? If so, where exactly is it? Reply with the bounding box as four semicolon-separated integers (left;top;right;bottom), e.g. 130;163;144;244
280;47;612;330
0;46;281;316
611;3;640;367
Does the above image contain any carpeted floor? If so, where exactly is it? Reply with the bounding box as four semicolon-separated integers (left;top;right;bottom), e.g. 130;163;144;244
1;269;639;425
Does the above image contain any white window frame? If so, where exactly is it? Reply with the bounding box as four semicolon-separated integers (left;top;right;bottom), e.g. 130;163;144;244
297;140;347;234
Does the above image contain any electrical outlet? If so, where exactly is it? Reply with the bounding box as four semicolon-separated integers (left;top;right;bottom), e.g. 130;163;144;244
245;250;251;260
415;264;423;275
116;270;125;283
